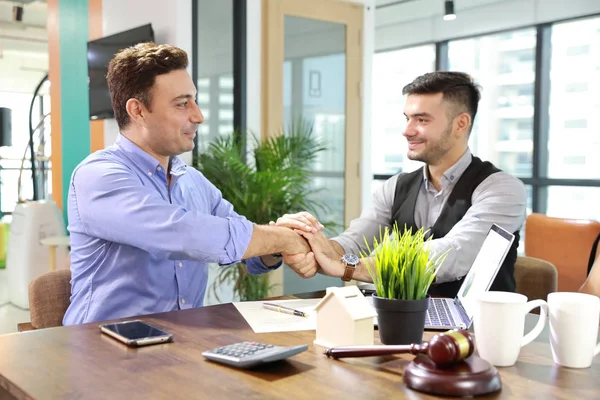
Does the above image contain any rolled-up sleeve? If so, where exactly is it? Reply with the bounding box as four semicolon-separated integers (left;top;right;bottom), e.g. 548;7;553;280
244;257;282;274
70;159;255;264
201;172;282;273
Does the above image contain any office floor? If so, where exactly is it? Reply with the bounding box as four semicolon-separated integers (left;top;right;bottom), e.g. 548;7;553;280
0;304;28;335
0;269;29;335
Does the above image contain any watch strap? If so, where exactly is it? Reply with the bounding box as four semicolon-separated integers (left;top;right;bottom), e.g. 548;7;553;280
341;258;357;282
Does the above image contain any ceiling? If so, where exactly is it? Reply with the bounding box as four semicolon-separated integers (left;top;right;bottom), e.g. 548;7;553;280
0;0;514;92
374;0;509;25
0;0;47;93
0;0;47;53
376;0;418;7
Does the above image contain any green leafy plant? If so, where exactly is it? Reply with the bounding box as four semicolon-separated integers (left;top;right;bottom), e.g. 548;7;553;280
361;224;448;300
194;119;333;301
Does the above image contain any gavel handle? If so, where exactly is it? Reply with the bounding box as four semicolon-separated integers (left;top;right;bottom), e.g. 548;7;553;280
324;344;418;358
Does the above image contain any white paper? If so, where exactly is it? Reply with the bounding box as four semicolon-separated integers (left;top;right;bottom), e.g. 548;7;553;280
232;298;321;333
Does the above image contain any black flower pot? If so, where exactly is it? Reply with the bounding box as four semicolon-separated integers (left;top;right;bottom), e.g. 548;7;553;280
372;294;429;345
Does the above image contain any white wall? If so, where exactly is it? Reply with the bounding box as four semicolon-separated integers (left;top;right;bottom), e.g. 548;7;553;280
375;0;600;50
101;0;193;165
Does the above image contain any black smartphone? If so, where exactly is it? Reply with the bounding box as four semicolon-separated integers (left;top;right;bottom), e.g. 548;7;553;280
99;320;174;347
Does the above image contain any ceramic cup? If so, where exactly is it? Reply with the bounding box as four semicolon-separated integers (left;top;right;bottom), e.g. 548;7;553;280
548;292;600;368
474;291;548;367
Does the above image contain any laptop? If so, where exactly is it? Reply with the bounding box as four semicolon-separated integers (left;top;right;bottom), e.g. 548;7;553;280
424;223;515;329
364;223;515;330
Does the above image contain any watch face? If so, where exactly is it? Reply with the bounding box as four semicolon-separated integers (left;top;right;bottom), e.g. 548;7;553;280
342;253;360;266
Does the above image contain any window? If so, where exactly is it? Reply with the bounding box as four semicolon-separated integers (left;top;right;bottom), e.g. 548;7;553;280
448;28;536;178
194;0;235;154
565;83;588;93
370;17;600;224
563;155;585;165
546;186;600;221
566;44;590;56
518;184;534;254
524;185;533;216
563;119;587;129
384;154;403;163
498;151;531;177
548;16;600;179
371;45;436;176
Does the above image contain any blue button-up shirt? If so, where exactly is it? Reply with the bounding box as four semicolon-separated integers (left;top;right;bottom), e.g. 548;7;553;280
63;134;276;325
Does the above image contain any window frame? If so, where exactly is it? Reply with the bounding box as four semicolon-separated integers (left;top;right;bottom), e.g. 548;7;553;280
191;0;247;165
371;12;600;215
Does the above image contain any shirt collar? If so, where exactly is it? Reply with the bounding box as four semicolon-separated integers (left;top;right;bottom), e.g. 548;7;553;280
423;148;472;192
169;156;187;176
116;134;188;176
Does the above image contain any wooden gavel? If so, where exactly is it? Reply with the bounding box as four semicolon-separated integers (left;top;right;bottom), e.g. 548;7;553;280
324;329;475;367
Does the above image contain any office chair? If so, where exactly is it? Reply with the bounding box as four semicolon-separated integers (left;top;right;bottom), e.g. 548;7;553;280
525;213;600;292
17;268;71;331
514;255;558;303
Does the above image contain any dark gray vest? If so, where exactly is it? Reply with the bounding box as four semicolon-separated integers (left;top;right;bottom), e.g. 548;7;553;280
390;156;519;298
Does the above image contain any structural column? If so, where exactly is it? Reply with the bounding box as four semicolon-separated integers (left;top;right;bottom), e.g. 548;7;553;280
47;0;103;224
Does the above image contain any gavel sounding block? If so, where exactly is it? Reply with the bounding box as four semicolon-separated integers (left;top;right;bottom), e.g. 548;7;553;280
403;355;501;397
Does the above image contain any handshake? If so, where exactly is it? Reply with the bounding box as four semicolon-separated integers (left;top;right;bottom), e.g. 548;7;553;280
268;212;369;283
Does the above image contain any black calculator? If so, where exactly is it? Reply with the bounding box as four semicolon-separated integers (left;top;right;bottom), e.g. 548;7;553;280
202;341;308;369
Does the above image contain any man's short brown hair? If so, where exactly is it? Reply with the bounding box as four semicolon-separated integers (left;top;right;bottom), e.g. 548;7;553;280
402;71;481;133
106;42;189;130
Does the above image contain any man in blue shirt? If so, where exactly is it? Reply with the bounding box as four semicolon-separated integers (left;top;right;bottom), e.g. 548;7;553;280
63;43;318;325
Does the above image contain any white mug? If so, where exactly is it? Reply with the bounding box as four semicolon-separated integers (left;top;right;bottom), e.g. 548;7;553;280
548;292;600;368
474;291;548;367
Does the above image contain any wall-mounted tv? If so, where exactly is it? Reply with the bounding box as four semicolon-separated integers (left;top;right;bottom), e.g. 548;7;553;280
87;23;155;120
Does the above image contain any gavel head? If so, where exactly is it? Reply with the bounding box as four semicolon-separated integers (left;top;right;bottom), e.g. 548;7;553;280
426;329;475;367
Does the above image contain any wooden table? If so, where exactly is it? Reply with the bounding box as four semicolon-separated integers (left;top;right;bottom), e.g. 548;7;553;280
0;302;598;400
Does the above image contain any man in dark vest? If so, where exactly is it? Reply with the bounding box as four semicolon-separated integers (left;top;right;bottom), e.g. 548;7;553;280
273;71;527;298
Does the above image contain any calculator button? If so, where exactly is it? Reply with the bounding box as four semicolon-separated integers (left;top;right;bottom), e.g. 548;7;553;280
202;342;308;369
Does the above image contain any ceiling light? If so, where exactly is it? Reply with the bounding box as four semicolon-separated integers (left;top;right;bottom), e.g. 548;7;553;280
13;5;24;22
443;0;456;21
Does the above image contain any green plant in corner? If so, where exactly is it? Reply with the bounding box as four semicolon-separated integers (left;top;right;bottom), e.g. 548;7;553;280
361;224;448;301
194;119;334;302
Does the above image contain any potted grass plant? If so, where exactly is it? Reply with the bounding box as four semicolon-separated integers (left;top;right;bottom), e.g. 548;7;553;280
362;224;448;345
195;120;333;302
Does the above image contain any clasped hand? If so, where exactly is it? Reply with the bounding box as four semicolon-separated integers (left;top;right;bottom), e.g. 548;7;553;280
270;212;345;279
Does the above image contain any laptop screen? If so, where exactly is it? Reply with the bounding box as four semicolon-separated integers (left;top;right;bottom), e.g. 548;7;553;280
456;224;515;322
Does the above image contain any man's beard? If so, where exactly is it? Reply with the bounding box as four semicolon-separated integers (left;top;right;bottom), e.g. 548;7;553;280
407;123;454;165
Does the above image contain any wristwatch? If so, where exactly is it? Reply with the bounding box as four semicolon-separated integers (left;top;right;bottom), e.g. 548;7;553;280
341;253;360;282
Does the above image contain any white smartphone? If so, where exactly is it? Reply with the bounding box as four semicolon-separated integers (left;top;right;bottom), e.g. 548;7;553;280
99;320;174;347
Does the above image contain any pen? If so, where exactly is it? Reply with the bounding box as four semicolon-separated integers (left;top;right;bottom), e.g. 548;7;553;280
262;302;308;317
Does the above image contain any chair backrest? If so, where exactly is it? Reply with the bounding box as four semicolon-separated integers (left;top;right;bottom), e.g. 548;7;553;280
28;268;71;329
589;233;600;275
525;213;600;292
514;256;557;302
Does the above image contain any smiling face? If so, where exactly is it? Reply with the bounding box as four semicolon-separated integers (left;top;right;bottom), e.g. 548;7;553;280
125;69;204;161
403;92;469;166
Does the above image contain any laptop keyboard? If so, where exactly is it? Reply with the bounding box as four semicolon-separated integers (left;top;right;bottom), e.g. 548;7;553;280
426;298;458;327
